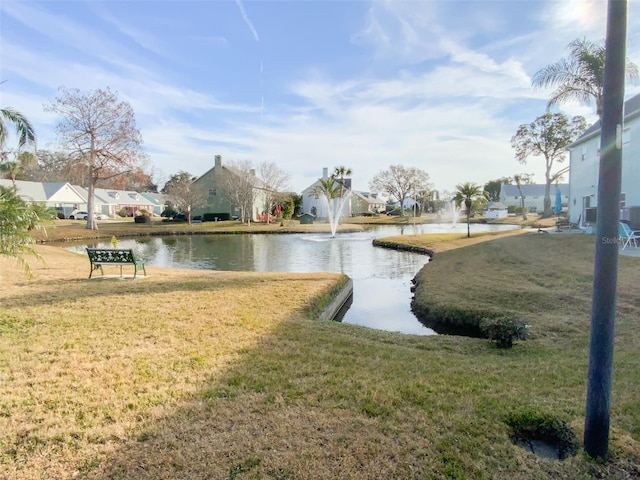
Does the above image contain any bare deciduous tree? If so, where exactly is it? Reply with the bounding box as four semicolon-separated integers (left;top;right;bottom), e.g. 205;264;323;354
223;159;256;223
162;171;206;224
370;165;430;217
258;161;289;223
45;87;147;230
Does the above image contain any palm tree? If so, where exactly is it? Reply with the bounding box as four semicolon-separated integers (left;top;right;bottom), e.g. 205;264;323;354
453;182;487;238
332;165;352;200
513;173;533;221
0;161;24;185
0;107;36;151
532;38;638;119
310;176;345;237
0;185;55;279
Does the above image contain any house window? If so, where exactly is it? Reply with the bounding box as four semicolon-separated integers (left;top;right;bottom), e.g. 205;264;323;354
208;188;216;196
620;192;626;209
581;147;587;161
533;196;539;199
623;127;631;145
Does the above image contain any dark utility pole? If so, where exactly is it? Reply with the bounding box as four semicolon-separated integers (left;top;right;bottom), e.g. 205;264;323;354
584;0;627;459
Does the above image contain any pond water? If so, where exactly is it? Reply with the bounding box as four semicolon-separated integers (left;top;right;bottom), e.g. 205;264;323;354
67;223;517;335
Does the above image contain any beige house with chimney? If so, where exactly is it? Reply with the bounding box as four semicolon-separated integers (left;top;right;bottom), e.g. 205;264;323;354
192;155;268;222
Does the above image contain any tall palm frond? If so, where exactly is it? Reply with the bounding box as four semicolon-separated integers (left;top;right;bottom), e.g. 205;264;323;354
532;38;638;118
0;107;36;150
332;165;352;199
311;177;342;200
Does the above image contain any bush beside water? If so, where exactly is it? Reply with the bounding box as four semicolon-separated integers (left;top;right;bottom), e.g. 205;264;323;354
480;316;528;348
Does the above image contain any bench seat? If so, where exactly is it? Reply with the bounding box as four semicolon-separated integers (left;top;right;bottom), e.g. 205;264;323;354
86;248;146;279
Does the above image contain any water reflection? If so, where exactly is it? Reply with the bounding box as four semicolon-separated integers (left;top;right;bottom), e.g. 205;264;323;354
66;224;516;335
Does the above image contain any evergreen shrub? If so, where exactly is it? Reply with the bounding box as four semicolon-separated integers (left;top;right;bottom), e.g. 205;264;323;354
480;316;528;348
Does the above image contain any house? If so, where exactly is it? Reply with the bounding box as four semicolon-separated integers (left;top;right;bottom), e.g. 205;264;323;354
484;201;508;219
301;167;352;218
388;197;419;212
351;191;385;216
500;183;569;214
192;155;268;222
0;179;86;215
73;187;156;217
567;93;640;228
141;192;174;216
0;179;160;218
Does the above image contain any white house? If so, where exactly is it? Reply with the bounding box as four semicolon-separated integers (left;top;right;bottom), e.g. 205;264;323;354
0;179;86;215
567;93;640;228
500;183;569;214
301;167;352;218
0;179;160;218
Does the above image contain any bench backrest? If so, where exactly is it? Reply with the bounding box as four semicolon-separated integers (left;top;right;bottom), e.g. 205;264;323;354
86;248;135;263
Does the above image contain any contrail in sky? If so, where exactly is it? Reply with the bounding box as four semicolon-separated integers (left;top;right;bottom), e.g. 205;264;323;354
235;0;263;118
235;0;259;42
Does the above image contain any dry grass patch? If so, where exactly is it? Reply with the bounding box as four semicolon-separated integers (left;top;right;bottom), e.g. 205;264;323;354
0;246;345;479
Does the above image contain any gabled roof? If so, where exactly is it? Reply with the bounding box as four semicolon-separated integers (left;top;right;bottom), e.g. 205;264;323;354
195;162;266;190
351;190;385;205
72;187;155;206
0;179;86;203
501;183;569;197
571;93;640;146
486;201;507;210
302;178;354;196
71;187;110;204
140;192;172;206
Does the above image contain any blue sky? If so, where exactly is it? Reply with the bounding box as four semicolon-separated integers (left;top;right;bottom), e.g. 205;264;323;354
1;0;639;194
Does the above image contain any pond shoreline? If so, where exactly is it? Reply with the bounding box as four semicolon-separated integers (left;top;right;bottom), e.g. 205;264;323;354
371;239;434;257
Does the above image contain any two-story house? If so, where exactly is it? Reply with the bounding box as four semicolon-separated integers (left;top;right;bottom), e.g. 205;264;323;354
192;155;268;222
567;93;640;228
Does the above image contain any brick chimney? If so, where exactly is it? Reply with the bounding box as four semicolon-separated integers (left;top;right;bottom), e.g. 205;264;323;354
215;155;222;168
322;167;328;179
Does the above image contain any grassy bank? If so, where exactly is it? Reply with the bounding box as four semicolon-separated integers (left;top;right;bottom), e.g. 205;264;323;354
30;218;365;244
409;233;640;471
2;231;639;478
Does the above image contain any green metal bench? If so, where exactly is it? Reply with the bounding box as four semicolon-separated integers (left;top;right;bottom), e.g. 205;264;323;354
86;248;146;279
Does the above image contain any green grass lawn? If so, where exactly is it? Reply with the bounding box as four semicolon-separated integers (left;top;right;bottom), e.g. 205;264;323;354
1;230;639;479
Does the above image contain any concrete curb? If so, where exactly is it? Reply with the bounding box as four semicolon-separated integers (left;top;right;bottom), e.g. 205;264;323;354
317;278;354;321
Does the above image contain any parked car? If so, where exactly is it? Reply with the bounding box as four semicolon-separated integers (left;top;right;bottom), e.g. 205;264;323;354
69;210;108;220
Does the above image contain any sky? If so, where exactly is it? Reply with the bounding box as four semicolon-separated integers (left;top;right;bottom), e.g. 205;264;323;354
1;0;639;195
